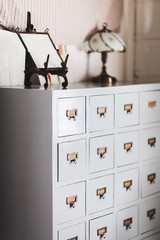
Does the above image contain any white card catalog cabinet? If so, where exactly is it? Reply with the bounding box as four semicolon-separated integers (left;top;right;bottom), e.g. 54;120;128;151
1;82;160;240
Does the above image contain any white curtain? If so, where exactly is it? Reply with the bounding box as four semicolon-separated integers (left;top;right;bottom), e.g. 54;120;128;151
0;0;123;44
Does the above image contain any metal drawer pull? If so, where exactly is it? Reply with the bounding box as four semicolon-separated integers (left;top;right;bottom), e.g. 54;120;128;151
68;237;78;240
148;173;156;184
66;195;78;208
123;217;132;230
147;208;156;220
97;187;106;199
124;104;133;114
148;137;156;147
124;142;132;152
97;107;107;117
123;180;132;191
97;147;107;158
148;101;156;108
97;227;107;239
66;109;78;121
67;152;78;164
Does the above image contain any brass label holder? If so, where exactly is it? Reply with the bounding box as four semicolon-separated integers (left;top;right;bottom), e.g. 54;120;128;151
97;226;107;238
97;147;107;158
97;107;107;117
67;237;78;240
124;104;133;114
148;137;156;147
123;217;132;230
148;101;156;108
66;195;78;208
147;208;156;220
148;173;156;184
124;142;133;152
66;109;78;121
67;152;78;164
97;187;106;199
123;180;132;191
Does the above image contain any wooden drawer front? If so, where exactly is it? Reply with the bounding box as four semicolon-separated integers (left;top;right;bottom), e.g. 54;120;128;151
140;197;160;234
58;97;85;137
141;127;160;161
89;135;114;173
117;205;138;240
88;175;114;214
89;213;115;240
142;232;160;240
142;91;160;124
89;95;114;132
59;223;85;240
57;182;85;224
116;168;139;206
58;139;86;181
142;162;160;198
117;92;139;128
116;131;139;167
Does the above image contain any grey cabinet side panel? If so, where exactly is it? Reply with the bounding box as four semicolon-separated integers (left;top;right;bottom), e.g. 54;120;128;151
0;89;52;240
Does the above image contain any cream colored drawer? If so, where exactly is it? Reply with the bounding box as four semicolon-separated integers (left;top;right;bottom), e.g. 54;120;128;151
89;135;114;173
57;182;85;224
58;139;86;181
140;197;160;234
117;92;139;128
141;127;160;161
89;213;115;240
89;95;114;132
117;205;139;240
59;223;85;240
142;91;160;124
116;131;139;167
88;175;114;214
142;162;160;198
142;232;160;240
116;168;139;206
58;97;85;137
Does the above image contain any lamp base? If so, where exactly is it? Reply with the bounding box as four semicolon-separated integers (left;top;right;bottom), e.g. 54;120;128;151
93;72;117;84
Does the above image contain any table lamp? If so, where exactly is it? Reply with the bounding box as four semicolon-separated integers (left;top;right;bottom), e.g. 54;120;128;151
82;23;126;83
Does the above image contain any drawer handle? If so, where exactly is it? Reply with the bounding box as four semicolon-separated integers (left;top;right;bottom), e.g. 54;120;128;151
97;147;107;158
97;226;107;239
124;142;132;152
97;187;106;199
148;101;156;108
123;217;132;230
147;208;156;220
97;107;107;117
148;137;156;147
66;109;78;121
68;237;78;240
148;173;156;184
124;104;133;114
66;195;78;208
123;180;132;191
67;152;78;164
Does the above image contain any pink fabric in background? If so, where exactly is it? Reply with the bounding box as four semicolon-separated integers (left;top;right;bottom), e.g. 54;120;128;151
0;0;123;44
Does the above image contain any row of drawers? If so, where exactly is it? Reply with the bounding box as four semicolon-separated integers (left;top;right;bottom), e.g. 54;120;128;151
58;199;160;240
56;167;160;224
58;128;160;181
58;91;160;136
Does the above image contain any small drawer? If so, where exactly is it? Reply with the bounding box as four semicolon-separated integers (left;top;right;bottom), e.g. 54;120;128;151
57;182;85;224
117;92;139;128
58;139;86;181
88;175;114;214
140;197;160;234
141;127;160;161
142;162;160;198
89;135;114;173
58;97;85;137
117;205;138;240
89;95;114;132
142;91;160;124
89;213;115;240
116;131;139;167
142;232;160;240
59;223;85;240
116;168;139;206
